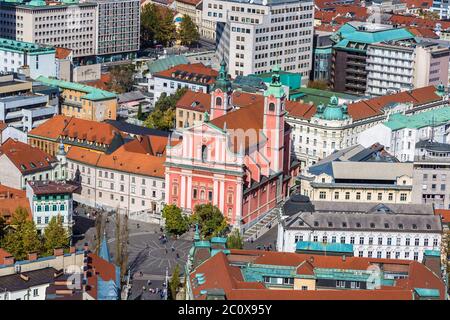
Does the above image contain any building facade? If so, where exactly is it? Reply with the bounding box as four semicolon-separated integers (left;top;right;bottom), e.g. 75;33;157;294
94;0;140;63
0;0;97;59
0;138;66;190
203;0;314;82
299;160;414;204
152;63;218;101
0;38;56;79
366;40;450;97
26;177;78;236
330;22;414;95
412;140;450;209
165;64;299;229
277;197;442;262
66;141;166;215
36;76;117;122
287;85;448;167
358;104;450;162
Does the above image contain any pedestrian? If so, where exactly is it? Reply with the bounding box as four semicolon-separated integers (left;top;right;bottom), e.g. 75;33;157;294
165;248;168;254
176;253;180;259
171;246;175;252
147;280;151;286
251;238;254;244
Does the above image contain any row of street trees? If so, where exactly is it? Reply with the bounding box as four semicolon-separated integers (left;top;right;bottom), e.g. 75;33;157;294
161;203;243;249
0;207;69;260
141;4;200;48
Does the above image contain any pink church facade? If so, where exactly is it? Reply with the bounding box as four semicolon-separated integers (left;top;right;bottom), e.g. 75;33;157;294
165;63;299;230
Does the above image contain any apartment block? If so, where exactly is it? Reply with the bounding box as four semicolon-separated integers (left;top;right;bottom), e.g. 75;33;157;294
366;40;450;97
412;140;450;209
94;0;140;63
203;0;314;83
0;0;97;59
330;22;414;95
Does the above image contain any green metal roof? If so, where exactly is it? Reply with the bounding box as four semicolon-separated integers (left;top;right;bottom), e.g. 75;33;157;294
0;37;55;55
334;23;414;50
210;237;227;244
147;55;189;74
414;288;440;297
36;76;117;101
424;249;441;257
383;107;450;131
194;241;211;248
292;87;359;106
295;241;354;254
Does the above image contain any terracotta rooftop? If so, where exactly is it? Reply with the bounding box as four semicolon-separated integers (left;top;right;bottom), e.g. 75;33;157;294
0;138;57;174
0;248;12;265
314;0;360;10
435;209;450;224
403;0;433;9
67;142;166;178
175;0;202;5
29;115;124;146
0;121;7;132
390;14;450;30
55;47;72;60
407;27;439;39
189;250;445;300
0;185;32;222
154;63;218;85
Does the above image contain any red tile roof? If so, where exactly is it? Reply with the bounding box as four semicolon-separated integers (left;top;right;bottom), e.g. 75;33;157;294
86;253;118;300
154;63;218;85
0;121;7;132
435;209;450;224
175;0;201;5
314;0;360;10
67;143;166;178
55;47;72;60
0;138;57;174
190;250;446;300
390;14;450;30
407;27;439;38
0;185;32;222
0;248;12;265
29;115;124;145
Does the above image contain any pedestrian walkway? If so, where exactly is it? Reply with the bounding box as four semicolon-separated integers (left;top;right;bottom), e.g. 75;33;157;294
242;207;280;241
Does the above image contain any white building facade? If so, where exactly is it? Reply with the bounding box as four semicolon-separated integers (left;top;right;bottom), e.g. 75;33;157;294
203;0;314;82
277;200;442;262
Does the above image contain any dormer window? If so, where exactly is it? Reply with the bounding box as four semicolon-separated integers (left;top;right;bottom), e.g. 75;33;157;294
314;221;319;227
370;223;375;228
356;223;361;228
412;224;417;230
328;222;333;227
342;222;347;228
384;223;390;229
215;97;222;106
268;102;275;112
398;224;404;229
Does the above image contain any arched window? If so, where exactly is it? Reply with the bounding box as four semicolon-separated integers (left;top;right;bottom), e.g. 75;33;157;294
201;145;207;162
268;102;275;112
216;96;222;106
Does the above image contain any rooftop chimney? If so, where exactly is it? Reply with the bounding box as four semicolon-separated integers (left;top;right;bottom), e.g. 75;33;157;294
27;252;38;261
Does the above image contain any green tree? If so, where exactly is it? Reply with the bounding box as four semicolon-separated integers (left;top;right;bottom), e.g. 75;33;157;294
1;207;42;260
141;4;176;47
162;204;189;235
108;64;135;94
178;14;200;46
308;80;329;90
43;215;69;255
168;264;181;300
0;216;7;242
191;204;228;239
144;88;187;130
137;104;143;120
226;229;243;249
141;3;159;47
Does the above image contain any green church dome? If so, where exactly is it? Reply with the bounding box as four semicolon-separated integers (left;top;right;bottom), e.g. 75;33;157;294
316;95;349;121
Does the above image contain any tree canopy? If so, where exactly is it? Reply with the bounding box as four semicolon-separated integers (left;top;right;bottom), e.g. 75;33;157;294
162;204;190;236
191;204;228;239
108;64;135;94
141;4;176;48
168;264;181;300
144;87;187;130
43;215;69;256
226;229;243;249
1;207;42;260
178;15;200;46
